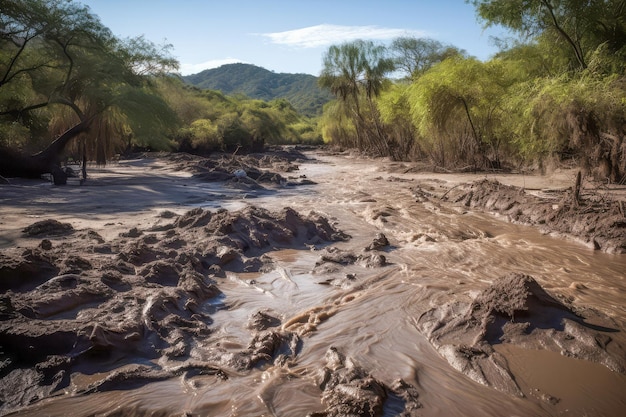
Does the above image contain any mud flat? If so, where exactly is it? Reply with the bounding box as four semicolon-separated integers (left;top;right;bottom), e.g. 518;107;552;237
1;150;625;416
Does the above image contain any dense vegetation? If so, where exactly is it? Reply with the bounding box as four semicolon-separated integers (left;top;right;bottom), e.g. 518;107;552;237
183;63;332;117
1;0;624;183
318;0;626;181
0;0;320;183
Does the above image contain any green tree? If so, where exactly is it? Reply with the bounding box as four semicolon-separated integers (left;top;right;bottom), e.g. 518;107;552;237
470;0;626;72
407;57;516;168
0;0;178;182
319;40;396;156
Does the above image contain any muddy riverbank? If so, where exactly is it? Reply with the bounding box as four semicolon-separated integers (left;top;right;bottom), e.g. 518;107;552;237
1;149;625;416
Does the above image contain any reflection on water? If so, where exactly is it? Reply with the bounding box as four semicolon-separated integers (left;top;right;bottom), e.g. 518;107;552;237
13;154;626;417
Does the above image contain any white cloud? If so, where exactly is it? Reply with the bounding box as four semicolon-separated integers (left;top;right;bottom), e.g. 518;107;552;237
261;24;428;48
179;58;248;75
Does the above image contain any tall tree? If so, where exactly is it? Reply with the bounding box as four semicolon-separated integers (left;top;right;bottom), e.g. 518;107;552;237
469;0;626;71
319;40;396;156
407;56;515;168
0;0;178;183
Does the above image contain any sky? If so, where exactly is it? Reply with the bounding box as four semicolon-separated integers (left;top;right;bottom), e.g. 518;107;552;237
79;0;510;76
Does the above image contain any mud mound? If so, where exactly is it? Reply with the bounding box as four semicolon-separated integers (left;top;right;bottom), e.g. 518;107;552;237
166;148;314;187
309;347;421;417
0;205;349;414
22;219;74;237
440;179;626;253
417;273;626;396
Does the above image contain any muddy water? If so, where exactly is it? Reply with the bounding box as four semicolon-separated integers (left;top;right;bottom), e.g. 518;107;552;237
12;154;626;416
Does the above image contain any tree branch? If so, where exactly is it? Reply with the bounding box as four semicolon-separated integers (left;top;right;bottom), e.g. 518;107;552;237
541;0;587;69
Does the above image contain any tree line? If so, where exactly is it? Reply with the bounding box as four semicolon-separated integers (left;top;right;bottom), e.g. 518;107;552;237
0;0;319;183
318;0;625;182
1;0;624;184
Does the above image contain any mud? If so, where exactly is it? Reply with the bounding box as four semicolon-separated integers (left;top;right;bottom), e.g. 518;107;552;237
0;205;347;413
417;272;626;396
309;347;421;417
435;178;626;253
1;150;625;416
167;146;315;188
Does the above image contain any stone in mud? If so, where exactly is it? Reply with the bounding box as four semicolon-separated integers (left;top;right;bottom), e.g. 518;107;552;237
359;253;387;268
248;310;281;330
316;247;359;266
240;330;301;369
312;347;387;417
417;273;626;396
313;247;388;274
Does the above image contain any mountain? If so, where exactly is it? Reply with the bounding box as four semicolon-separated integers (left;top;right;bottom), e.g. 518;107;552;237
182;63;333;117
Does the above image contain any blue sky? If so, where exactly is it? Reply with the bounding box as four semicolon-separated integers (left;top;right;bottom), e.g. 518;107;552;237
80;0;509;76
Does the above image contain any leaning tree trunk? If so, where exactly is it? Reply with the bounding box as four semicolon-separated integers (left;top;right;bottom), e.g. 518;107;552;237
0;120;90;185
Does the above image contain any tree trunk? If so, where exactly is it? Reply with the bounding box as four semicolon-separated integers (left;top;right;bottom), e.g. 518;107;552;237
573;170;582;206
0;120;90;184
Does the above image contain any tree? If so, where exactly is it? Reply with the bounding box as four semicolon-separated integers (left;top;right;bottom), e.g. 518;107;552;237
469;0;626;72
391;37;466;79
407;57;516;168
319;40;396;156
0;0;178;183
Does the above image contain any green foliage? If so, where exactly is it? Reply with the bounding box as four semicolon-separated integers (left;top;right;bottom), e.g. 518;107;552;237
506;71;626;178
316;2;625;176
183;63;332;117
0;0;180;163
160;79;322;153
470;0;626;72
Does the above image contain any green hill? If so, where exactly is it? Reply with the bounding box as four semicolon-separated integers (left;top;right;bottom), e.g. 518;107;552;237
182;63;332;117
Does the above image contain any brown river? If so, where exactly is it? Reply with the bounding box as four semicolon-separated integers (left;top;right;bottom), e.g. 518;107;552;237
3;151;626;416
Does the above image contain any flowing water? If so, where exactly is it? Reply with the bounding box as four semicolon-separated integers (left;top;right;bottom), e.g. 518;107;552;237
10;153;626;416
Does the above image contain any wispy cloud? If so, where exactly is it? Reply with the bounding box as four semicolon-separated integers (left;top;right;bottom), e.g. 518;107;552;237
261;24;428;48
179;58;248;75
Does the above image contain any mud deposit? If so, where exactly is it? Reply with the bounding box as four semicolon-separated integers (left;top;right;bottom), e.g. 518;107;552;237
1;150;626;416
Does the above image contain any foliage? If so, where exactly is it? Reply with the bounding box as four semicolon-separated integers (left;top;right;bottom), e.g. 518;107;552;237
506;72;626;180
319;40;399;157
406;57;518;168
182;63;333;117
164;79;322;153
0;0;179;164
316;2;625;177
470;0;626;72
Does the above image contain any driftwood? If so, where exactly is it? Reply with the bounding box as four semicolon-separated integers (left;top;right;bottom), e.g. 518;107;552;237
0;120;90;185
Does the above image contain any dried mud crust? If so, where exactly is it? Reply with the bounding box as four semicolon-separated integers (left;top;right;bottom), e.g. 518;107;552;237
432;179;626;253
0;205;348;414
417;273;626;397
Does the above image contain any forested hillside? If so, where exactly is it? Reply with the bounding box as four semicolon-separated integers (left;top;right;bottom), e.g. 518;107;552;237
183;63;332;117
